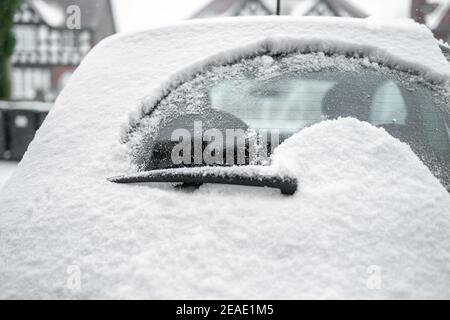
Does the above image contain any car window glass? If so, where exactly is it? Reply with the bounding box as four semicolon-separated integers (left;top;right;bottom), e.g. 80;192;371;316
210;79;335;131
127;53;450;189
370;81;407;125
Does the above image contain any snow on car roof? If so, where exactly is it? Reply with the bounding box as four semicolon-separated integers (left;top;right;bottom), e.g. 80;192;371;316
0;16;449;299
110;16;450;140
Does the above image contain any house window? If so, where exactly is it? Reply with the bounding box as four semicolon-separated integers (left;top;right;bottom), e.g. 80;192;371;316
50;30;61;55
79;31;92;55
11;68;51;101
23;26;35;50
32;69;52;101
62;31;75;49
23;68;34;99
38;25;49;52
12;68;24;100
14;26;36;51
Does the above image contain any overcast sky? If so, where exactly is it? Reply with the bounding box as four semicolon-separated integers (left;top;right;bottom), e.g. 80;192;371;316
111;0;411;33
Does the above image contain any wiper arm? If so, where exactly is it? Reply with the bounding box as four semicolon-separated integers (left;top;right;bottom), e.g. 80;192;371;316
108;167;298;195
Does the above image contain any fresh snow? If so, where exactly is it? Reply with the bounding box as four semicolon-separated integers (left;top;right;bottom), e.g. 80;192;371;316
0;17;449;299
1;118;449;299
0;161;17;190
30;0;66;28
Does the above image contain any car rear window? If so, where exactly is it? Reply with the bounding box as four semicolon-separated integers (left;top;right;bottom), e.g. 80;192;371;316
127;52;450;189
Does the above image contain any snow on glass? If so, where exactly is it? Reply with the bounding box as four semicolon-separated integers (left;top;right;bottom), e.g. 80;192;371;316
125;51;450;172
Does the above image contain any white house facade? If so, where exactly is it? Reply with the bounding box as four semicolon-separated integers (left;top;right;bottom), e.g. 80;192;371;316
10;0;115;102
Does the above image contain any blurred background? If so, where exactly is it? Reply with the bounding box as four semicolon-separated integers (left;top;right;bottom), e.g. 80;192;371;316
0;0;449;186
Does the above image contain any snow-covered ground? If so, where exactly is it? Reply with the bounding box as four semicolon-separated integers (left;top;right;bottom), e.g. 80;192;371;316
0;17;449;299
0;161;17;190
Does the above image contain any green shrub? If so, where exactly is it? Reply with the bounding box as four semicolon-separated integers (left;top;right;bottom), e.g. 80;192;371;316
0;0;22;100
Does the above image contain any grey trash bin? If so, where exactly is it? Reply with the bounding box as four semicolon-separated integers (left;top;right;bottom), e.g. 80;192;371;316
6;109;38;161
0;101;52;161
0;108;7;160
36;110;49;129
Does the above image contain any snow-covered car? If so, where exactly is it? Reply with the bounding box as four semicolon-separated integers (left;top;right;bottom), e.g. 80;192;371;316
1;17;450;299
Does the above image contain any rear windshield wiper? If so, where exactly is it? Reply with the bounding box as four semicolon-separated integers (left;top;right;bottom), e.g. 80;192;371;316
108;166;298;195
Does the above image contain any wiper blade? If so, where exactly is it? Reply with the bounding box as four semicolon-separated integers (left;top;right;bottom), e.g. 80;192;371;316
108;167;298;195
